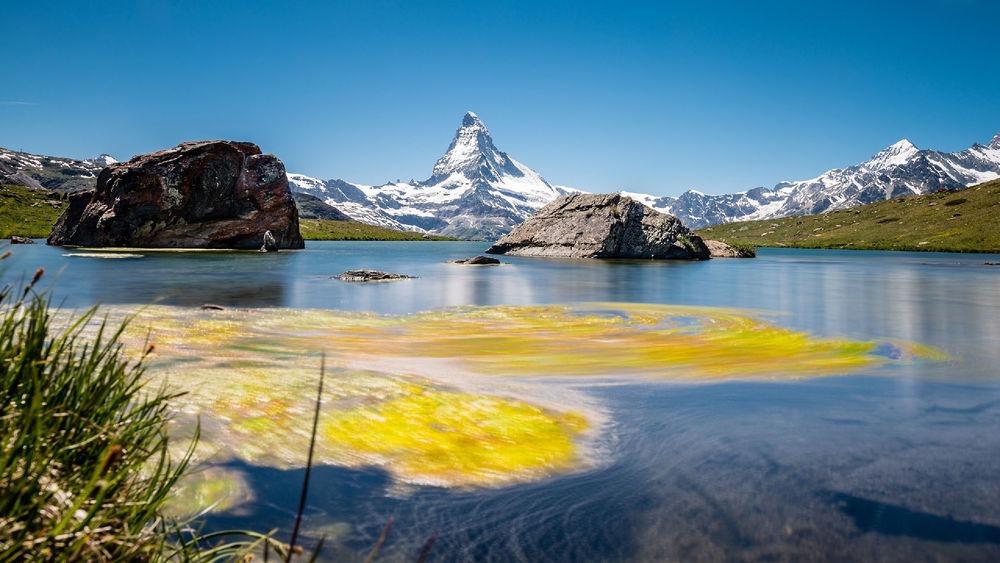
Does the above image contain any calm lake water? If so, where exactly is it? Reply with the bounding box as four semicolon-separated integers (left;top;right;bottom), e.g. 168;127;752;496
5;240;1000;561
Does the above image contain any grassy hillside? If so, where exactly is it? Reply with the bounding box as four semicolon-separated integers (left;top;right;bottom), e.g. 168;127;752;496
695;178;1000;253
299;218;459;241
0;184;66;238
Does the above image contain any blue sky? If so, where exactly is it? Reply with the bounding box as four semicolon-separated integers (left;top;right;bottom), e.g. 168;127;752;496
3;0;999;196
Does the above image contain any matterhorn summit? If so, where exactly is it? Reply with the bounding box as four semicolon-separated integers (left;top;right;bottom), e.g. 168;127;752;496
287;112;574;240
430;112;502;180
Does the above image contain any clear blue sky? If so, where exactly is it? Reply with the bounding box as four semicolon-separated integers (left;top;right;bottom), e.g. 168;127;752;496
3;0;999;196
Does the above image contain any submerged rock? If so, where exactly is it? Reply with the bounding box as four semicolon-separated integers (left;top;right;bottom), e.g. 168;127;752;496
486;193;710;259
704;239;756;258
47;141;304;249
335;270;414;282
450;255;501;265
10;236;35;244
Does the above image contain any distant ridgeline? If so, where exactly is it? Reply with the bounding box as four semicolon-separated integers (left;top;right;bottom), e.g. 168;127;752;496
695;178;1000;253
626;133;1000;229
3;123;1000;242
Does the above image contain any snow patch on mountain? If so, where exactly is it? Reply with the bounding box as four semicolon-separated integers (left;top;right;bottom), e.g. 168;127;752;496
86;154;119;167
0;147;108;192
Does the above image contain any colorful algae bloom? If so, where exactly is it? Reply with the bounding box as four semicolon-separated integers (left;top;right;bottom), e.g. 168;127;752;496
117;303;943;493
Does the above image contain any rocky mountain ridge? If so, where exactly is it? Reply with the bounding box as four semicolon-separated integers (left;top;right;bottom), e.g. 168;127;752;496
628;133;1000;228
0;147;118;192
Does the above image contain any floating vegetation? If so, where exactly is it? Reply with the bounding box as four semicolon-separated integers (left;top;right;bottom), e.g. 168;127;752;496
62;252;145;259
323;384;587;486
104;303;945;490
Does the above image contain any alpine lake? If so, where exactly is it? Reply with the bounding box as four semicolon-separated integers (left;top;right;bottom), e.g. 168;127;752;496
5;240;1000;561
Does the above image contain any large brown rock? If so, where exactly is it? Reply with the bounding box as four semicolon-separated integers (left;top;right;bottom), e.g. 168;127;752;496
486;193;710;259
47;141;304;249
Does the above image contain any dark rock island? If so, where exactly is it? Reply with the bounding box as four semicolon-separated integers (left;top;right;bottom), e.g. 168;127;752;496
47;141;304;249
335;270;413;282
486;193;710;259
450;255;501;265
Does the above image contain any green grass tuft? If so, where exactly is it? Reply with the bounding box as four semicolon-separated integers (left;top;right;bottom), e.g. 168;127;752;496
0;250;300;561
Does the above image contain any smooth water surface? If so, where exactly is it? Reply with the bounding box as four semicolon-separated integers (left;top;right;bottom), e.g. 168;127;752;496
4;241;1000;560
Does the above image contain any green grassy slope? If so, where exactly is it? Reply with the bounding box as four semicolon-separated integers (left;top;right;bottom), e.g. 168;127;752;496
0;184;67;238
695;178;1000;253
299;218;459;241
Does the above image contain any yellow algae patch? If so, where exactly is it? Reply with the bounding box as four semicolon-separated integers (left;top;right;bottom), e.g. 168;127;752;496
94;302;946;491
259;303;936;380
108;303;948;384
322;385;587;487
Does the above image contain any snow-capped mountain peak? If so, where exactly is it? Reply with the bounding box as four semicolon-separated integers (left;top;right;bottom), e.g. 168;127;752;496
86;154;118;167
866;139;919;169
462;111;484;128
990;132;1000;150
431;110;522;182
288;112;575;240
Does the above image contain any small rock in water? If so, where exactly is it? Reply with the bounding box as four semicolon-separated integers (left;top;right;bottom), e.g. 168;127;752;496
450;255;500;265
704;240;756;258
260;230;278;252
335;270;414;282
10;236;35;244
200;304;226;310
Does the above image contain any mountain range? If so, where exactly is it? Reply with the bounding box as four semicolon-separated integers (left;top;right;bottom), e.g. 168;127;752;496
3;114;999;239
0;149;118;192
287;112;576;240
287;114;1000;235
627;133;1000;228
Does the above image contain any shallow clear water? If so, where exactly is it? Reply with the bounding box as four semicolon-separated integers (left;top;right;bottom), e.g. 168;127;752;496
5;241;1000;560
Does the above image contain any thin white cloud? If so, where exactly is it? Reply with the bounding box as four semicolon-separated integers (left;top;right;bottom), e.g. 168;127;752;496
0;101;36;106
